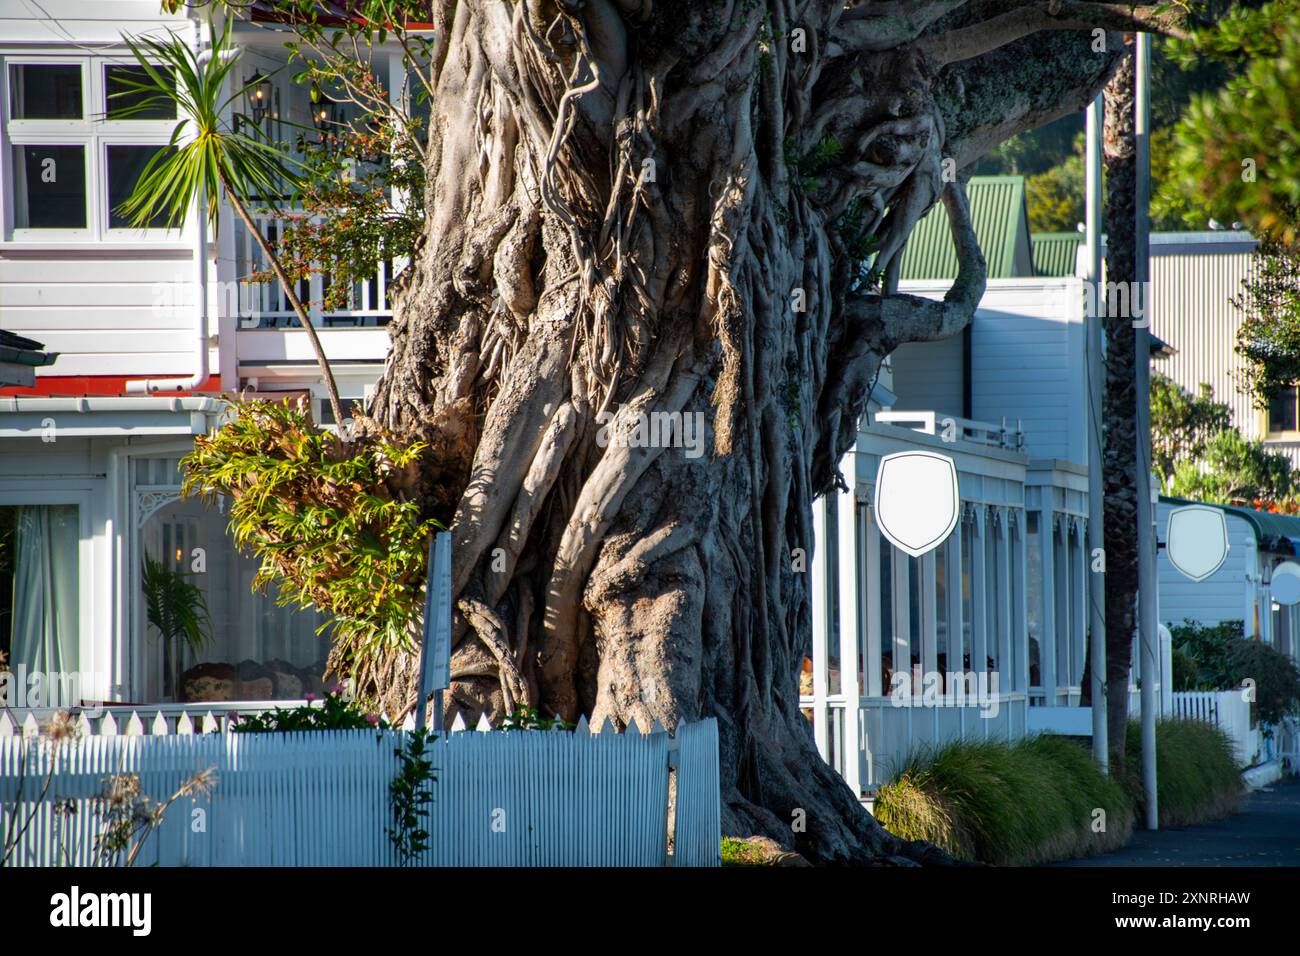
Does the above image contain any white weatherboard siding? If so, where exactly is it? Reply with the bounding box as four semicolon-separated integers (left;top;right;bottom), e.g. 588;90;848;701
888;331;963;417
890;279;1086;466
0;253;212;377
0;1;189;44
1157;499;1259;636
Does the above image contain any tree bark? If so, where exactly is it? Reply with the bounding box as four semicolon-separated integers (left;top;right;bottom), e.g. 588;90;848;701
363;2;1149;863
1092;44;1139;764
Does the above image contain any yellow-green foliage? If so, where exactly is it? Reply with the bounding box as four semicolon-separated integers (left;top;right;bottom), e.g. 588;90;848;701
875;735;1134;866
872;770;973;861
181;398;440;671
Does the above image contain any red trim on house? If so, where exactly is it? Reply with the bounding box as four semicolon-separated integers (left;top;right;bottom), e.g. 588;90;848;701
0;375;222;399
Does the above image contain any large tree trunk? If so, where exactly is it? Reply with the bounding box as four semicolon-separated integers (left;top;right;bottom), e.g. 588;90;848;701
364;2;1165;863
1097;45;1139;764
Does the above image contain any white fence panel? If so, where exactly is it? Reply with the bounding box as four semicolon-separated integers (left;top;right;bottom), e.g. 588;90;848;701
1171;690;1256;767
1;716;720;867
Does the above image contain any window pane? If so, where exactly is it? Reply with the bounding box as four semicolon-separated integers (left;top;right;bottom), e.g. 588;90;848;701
826;494;840;695
1269;387;1298;433
12;145;86;228
0;505;80;701
1026;512;1043;688
107;144;172;228
142;496;328;703
9;63;82;119
106;64;175;120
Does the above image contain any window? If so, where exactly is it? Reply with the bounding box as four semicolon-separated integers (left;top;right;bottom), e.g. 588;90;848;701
0;505;80;683
1269;387;1299;434
1026;512;1043;688
825;493;841;695
4;57;176;240
139;495;328;703
12;144;86;228
9;63;83;119
105;65;176;120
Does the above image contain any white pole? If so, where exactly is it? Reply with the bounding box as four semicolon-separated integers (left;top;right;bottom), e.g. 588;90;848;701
1085;94;1109;773
1135;32;1159;829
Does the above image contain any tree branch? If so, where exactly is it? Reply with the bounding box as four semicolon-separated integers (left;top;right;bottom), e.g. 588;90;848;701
855;179;987;348
920;1;1189;66
835;1;973;52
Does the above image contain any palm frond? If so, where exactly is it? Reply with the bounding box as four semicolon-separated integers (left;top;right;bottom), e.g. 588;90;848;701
115;18;301;230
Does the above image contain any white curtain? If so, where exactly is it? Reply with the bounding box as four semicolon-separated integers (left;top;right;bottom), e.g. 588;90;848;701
10;505;79;674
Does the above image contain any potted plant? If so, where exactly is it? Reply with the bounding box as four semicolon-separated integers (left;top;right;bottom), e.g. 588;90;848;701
141;555;213;700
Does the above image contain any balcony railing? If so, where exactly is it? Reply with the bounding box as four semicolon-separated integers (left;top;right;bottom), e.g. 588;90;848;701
233;214;407;328
873;409;1025;451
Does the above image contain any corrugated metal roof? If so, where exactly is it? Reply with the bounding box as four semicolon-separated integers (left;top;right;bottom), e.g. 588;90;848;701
1031;232;1084;277
899;176;1032;281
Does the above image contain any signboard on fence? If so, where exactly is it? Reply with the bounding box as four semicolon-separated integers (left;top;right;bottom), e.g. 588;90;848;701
416;531;452;728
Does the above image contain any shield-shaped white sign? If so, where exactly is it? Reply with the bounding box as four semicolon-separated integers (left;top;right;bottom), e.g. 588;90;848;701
1165;505;1230;582
1273;561;1300;606
873;451;960;558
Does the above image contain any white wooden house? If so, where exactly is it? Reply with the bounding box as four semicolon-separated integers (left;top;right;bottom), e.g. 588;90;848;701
805;276;1111;791
0;2;409;709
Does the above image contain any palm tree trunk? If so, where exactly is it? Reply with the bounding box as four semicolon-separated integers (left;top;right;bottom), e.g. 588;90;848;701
219;168;346;429
1100;44;1140;765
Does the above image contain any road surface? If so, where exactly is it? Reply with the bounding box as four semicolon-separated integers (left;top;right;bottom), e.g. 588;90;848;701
1057;776;1300;866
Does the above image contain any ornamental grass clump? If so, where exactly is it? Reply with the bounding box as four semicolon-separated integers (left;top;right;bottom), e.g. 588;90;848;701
874;735;1133;866
181;397;442;708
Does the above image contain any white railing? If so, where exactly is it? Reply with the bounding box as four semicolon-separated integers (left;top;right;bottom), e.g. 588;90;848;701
856;693;1030;789
0;713;721;868
234;214;406;328
1171;689;1258;767
872;410;1025;451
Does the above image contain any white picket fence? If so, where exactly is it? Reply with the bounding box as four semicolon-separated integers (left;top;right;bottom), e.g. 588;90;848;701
0;712;720;867
1171;690;1258;767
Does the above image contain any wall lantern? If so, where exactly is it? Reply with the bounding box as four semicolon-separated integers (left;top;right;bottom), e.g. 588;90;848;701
247;71;272;126
312;93;342;136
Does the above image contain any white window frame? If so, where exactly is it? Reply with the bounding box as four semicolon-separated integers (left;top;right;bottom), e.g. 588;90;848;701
1;53;182;245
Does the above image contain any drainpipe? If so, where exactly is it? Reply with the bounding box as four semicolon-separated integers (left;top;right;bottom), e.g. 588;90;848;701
126;16;213;396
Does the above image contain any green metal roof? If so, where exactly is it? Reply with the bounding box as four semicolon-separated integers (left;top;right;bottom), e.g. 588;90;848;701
899;176;1034;281
1030;232;1084;277
1161;495;1300;556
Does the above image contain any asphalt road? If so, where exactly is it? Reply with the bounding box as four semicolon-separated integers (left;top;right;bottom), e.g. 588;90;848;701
1058;776;1300;866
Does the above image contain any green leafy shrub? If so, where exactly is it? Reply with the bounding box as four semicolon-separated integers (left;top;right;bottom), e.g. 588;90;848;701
1122;719;1243;828
1170;619;1243;689
1171;620;1300;723
181;398;442;700
874;735;1133;866
231;688;386;732
388;729;436;865
1227;639;1300;724
1171;644;1200;692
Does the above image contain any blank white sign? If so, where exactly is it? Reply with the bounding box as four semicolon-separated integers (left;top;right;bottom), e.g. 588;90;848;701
873;450;960;558
1165;505;1230;582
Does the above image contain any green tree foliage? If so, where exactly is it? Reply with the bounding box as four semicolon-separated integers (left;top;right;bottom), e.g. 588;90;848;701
1161;0;1300;241
1150;373;1299;501
1026;152;1084;232
180;399;442;692
1149;372;1233;484
1232;237;1300;406
1170;427;1299;502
